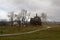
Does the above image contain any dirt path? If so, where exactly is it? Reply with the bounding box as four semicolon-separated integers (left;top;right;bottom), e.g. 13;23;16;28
0;26;51;36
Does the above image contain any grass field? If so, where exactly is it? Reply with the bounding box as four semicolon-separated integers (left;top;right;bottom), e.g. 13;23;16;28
0;25;43;34
0;24;60;40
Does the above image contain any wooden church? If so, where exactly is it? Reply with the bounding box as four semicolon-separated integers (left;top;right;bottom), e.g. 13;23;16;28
30;14;42;25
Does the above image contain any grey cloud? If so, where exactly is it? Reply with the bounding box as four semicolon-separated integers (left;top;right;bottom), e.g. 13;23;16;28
51;0;60;7
0;0;60;21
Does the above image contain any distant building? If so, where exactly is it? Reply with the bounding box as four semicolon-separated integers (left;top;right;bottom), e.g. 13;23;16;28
30;14;42;25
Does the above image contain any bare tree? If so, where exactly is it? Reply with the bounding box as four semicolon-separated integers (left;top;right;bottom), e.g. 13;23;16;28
21;9;27;25
15;9;27;27
9;9;27;27
41;13;47;22
15;13;21;27
8;12;15;27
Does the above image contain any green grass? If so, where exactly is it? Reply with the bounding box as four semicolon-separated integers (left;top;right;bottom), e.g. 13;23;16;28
0;24;60;40
0;25;42;34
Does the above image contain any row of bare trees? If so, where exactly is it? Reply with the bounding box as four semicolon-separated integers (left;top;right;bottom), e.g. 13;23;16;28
7;9;28;27
7;9;47;27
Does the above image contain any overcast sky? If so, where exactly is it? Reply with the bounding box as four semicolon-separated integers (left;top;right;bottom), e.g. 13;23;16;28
0;0;60;22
